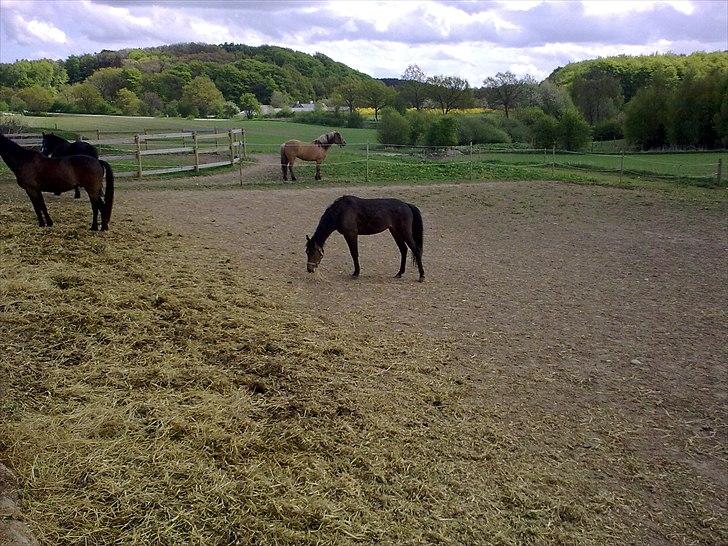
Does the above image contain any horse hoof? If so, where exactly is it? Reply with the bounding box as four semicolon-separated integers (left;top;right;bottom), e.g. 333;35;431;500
350;273;360;278
90;225;98;231
101;225;108;231
394;273;403;278
418;276;425;283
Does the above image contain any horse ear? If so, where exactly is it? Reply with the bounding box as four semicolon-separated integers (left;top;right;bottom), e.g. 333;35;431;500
306;235;310;242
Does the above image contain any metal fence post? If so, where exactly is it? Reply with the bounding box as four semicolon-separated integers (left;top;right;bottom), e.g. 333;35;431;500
134;134;142;179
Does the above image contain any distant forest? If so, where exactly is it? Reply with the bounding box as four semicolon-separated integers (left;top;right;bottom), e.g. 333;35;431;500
0;45;726;149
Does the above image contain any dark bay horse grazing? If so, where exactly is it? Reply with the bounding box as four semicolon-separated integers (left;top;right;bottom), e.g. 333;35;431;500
0;133;114;230
305;195;425;281
281;131;346;181
41;132;99;199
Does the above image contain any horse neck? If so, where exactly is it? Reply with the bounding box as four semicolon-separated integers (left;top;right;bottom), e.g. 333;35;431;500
0;134;30;173
312;208;337;246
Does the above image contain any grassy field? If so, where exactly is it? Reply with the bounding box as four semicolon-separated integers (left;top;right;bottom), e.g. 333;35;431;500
1;114;726;190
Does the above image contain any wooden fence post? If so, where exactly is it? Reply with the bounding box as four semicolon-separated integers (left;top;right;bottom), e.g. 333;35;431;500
96;129;101;142
193;131;199;173
620;150;625;184
144;129;148;151
366;142;370;183
215;127;219;149
469;141;473;181
134;134;142;179
717;158;723;186
242;129;247;160
228;129;235;165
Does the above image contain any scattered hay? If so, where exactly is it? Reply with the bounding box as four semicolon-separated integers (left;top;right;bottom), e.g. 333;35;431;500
0;200;724;544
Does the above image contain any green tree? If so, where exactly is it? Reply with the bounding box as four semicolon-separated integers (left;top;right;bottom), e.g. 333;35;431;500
179;76;225;117
624;85;671;149
270;90;292;108
17;85;54;112
570;72;623;125
406;110;430;145
377;107;410;144
333;78;363;114
222;101;240;118
427;75;474;114
140;91;164;116
68;82;106;113
714;94;728;147
481;72;537;118
534;81;574;118
400;64;428;110
114;88;141;115
668;71;727;148
557;110;591;150
87;67;141;100
360;80;396;121
238;92;260;119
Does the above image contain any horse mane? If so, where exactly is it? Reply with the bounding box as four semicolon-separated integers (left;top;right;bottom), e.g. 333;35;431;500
313;132;334;149
43;132;68;144
312;196;348;245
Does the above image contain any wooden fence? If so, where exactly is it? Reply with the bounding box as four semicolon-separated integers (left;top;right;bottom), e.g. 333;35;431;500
7;129;247;179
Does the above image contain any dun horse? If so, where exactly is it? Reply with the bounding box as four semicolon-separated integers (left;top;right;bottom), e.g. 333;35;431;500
0;133;114;230
305;195;425;281
41;132;99;199
281;131;346;181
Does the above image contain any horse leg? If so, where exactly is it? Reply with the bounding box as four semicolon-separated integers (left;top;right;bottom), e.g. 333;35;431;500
282;161;288;181
85;186;104;231
390;230;408;278
288;158;297;182
315;161;322;181
344;233;360;277
25;189;46;227
38;194;53;227
404;234;425;282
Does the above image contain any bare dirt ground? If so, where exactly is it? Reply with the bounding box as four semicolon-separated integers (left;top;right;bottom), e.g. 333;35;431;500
123;179;727;540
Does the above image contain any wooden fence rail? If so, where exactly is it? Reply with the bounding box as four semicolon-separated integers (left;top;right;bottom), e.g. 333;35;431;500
9;129;246;179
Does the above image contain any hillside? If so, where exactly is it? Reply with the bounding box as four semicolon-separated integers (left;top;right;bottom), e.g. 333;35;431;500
0;42;374;116
547;51;728;101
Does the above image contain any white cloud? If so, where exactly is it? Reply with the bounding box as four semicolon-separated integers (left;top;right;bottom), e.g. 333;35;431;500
580;0;695;16
13;15;67;44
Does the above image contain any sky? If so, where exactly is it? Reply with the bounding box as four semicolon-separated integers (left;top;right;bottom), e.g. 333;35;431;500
0;0;726;83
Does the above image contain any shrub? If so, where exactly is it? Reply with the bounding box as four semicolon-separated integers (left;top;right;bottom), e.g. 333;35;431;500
533;114;559;148
457;117;510;145
221;101;240;118
499;116;530;144
406;110;430;145
9;96;27;113
163;100;179;117
377;108;410;145
425;116;459;147
347;110;364;128
592;118;624;141
557;110;591;151
0;100;8;113
17;85;54;112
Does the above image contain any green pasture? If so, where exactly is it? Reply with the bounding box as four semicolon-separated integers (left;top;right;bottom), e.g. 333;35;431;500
0;114;725;195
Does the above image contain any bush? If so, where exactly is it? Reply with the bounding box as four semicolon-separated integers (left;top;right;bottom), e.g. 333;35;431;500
557;110;591;150
0;100;8;113
533;114;560;148
221;101;240;118
457;117;510;145
499;116;530;144
377;108;410;145
17;85;54;112
592;118;624;141
347;110;364;128
275;106;294;118
406;110;430;145
425;116;459;147
295;109;349;127
9;96;27;113
163;100;179;117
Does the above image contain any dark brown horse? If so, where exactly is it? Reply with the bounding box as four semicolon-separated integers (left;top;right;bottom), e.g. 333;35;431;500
305;195;425;281
0;133;114;230
281;131;346;181
41;132;99;199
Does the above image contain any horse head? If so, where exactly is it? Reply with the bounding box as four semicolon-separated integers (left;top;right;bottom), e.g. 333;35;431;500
331;132;346;147
305;235;324;273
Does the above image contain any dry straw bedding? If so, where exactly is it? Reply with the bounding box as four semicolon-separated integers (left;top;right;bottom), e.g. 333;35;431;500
0;199;725;544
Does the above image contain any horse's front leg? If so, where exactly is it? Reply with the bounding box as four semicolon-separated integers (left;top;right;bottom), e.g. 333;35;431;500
25;189;45;227
289;163;297;182
315;161;322;181
344;233;360;277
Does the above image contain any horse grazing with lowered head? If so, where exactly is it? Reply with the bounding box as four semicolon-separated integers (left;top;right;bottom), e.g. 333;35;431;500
281;131;346;181
0;133;114;230
305;195;425;281
41;132;99;199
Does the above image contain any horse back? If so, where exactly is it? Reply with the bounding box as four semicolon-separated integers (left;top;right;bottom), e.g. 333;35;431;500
68;141;99;159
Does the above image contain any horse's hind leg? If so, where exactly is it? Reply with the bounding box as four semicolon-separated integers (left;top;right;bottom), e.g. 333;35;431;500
288;160;297;182
344;233;360;277
390;230;408;278
315;161;322;181
85;186;103;231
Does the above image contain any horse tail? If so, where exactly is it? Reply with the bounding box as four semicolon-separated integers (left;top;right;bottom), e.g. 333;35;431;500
100;160;114;227
407;203;423;262
280;144;288;177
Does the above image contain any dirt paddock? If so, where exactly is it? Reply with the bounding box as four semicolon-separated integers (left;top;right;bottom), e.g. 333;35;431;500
3;177;727;542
